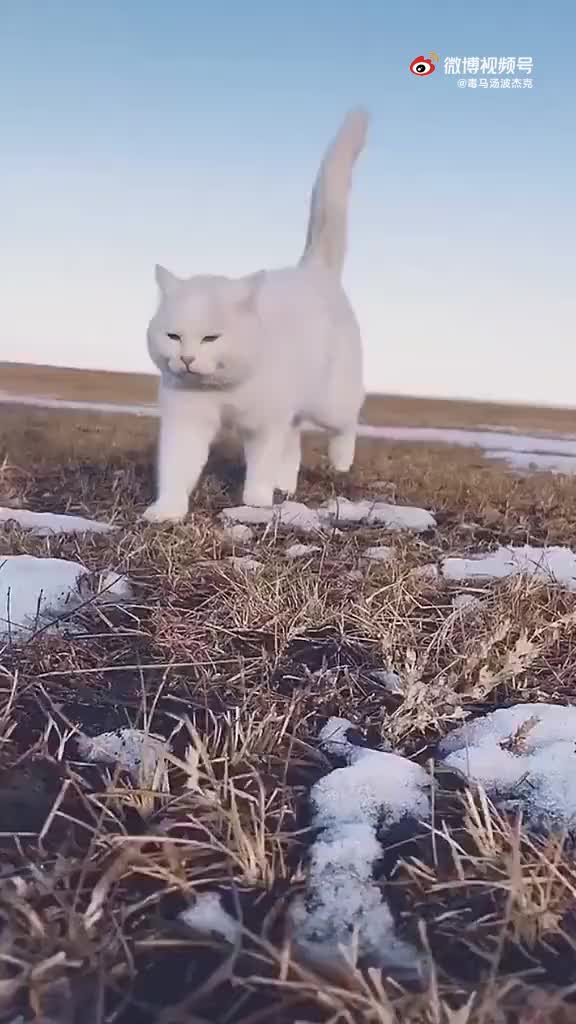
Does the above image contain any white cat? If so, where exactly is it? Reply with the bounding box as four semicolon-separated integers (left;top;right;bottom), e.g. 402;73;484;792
143;108;369;522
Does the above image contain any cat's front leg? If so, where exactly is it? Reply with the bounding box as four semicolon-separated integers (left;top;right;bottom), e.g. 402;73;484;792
276;426;301;495
242;425;287;507
143;389;219;523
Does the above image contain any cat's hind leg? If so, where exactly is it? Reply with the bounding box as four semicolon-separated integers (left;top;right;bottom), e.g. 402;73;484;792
328;423;357;473
242;425;287;507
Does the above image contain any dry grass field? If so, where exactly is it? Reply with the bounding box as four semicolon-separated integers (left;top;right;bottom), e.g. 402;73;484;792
3;360;576;434
2;365;576;1023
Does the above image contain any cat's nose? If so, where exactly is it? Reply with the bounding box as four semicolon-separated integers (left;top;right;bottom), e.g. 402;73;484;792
182;356;196;371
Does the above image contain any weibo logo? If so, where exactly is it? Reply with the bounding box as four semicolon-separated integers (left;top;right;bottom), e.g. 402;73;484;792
410;53;439;76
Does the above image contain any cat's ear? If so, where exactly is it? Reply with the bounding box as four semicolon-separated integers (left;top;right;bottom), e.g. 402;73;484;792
235;270;265;313
155;264;183;295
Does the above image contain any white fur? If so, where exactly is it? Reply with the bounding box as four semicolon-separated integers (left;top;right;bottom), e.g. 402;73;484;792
144;108;369;522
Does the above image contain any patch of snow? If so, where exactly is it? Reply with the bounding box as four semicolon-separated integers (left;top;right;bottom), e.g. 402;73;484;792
179;892;241;945
485;450;576;475
290;824;419;976
220;500;322;533
321;498;435;533
313;747;430;831
272;502;323;533
362;546;394;563
76;728;170;789
319;498;368;526
227;556;262;573
438;703;576;756
290;717;430;976
477;423;576;439
317;717;362;760
444;744;530;794
0;554;87;638
442;545;576;591
285;543;321;559
438;704;576;835
0;391;157;417
220;523;254;544
0;507;114;536
452;592;481;612
219;506;275;527
353;425;576;457
0;556;134;639
96;571;133;601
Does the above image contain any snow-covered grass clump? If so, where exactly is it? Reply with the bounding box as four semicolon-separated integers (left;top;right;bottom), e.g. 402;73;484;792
0;554;89;639
442;545;576;591
220;497;436;535
0;555;131;640
220;501;321;533
0;506;114;535
439;704;576;835
290;717;431;977
320;497;435;533
76;728;170;790
180;893;241;945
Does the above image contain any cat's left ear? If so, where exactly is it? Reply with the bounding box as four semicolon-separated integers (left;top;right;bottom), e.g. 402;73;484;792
155;264;184;295
235;270;265;313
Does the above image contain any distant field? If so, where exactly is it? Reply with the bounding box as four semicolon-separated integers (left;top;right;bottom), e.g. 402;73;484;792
2;360;576;434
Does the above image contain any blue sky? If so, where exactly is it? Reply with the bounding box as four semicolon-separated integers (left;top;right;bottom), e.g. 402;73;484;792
1;1;574;403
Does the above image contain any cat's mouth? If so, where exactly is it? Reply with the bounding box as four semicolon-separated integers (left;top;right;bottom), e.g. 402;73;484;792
172;368;232;391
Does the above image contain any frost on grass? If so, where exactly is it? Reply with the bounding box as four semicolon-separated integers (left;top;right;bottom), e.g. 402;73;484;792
76;728;170;789
290;717;430;977
179;892;241;945
320;497;436;533
439;704;576;835
0;506;114;536
442;545;576;591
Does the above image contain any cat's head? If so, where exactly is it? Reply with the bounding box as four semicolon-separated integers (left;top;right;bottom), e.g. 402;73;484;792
147;266;264;387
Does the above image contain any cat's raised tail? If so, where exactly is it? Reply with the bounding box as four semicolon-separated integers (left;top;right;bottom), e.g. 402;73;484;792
300;107;369;278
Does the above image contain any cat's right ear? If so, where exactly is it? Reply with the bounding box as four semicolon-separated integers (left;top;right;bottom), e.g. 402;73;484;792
155;264;183;295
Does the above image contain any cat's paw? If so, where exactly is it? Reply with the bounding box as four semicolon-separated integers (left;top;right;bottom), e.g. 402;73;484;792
329;458;353;474
142;500;189;524
275;468;299;495
328;430;356;474
242;484;275;508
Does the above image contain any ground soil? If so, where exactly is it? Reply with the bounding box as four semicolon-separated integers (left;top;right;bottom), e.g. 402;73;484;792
2;369;576;1023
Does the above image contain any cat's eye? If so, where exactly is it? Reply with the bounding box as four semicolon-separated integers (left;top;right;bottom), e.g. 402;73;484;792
201;334;221;344
166;332;181;342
